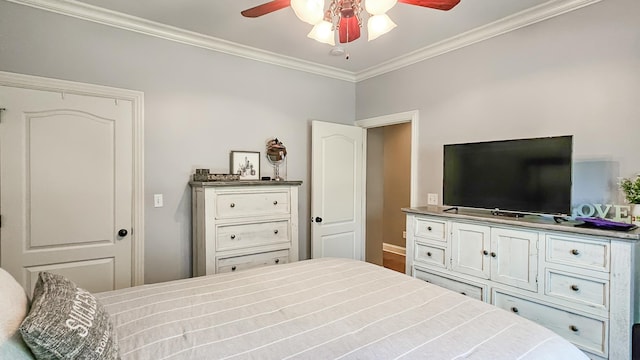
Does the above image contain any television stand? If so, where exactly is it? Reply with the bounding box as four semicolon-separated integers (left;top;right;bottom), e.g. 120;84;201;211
442;207;458;213
403;206;640;359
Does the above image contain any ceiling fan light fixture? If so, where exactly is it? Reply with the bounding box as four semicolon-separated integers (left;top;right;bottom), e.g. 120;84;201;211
240;0;461;45
290;0;325;25
364;0;398;15
308;20;336;46
367;13;397;41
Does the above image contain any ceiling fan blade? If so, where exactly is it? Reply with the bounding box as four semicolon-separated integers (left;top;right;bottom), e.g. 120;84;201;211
398;0;460;11
241;0;291;18
338;16;361;43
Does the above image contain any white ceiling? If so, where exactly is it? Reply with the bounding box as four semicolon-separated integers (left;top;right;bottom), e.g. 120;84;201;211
29;0;598;78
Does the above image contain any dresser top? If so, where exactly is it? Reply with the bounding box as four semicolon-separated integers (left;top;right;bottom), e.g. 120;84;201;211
403;206;640;241
190;180;302;187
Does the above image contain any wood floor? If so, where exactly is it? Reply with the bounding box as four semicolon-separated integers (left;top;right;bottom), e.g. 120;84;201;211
382;250;406;274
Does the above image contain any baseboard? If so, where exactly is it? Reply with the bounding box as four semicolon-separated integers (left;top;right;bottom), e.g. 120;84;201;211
382;243;406;256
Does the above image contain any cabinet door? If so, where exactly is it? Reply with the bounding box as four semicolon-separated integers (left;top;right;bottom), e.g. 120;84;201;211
451;223;490;279
491;228;539;291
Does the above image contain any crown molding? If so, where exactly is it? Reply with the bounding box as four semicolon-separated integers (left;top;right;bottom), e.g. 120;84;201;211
6;0;601;83
355;0;603;82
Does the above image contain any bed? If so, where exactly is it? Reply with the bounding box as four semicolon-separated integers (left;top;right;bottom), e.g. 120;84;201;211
2;258;588;359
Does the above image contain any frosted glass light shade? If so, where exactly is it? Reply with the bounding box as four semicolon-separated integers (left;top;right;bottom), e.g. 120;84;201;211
364;0;397;15
367;14;397;41
308;20;335;46
290;0;324;25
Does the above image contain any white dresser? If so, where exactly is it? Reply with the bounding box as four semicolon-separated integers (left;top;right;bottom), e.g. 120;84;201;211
190;181;302;276
404;206;640;360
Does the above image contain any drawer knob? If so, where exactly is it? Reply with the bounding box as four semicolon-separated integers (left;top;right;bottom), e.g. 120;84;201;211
426;252;432;257
231;266;237;271
230;203;235;208
275;259;280;264
571;249;580;256
427;226;432;231
569;325;579;332
274;229;279;234
491;252;497;258
230;234;236;239
273;200;278;205
482;250;489;256
511;307;519;313
570;284;579;292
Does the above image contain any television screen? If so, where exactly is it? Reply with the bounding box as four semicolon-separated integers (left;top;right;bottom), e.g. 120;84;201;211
443;136;573;215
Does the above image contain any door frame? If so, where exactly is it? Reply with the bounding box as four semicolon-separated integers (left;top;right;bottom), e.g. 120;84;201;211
0;71;145;286
355;110;419;257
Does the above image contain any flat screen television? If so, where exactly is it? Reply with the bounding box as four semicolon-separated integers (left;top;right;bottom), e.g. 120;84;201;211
443;136;573;216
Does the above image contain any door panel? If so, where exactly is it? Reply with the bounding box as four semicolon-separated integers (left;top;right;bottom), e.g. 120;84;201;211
451;222;490;279
25;258;115;294
491;228;539;291
321;135;356;224
320;233;356;258
311;120;364;260
0;85;133;292
29;111;114;247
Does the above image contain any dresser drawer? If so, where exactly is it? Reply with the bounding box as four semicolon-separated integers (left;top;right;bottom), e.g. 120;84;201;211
414;268;484;301
215;191;290;219
545;269;608;310
414;243;446;268
494;291;607;356
217;250;289;273
217;220;290;251
546;235;609;272
413;218;447;242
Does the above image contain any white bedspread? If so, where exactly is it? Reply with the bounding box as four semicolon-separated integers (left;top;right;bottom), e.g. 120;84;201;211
96;258;588;359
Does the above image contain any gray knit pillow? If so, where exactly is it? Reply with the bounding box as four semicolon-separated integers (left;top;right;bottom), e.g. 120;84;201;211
19;272;119;360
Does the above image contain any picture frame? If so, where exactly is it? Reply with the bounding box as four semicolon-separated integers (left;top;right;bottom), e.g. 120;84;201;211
230;151;260;180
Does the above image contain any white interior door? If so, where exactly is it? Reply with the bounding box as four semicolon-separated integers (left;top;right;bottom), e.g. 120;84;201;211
0;85;134;293
311;120;365;260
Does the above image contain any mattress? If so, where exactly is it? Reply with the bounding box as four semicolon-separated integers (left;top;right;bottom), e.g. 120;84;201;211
96;258;588;359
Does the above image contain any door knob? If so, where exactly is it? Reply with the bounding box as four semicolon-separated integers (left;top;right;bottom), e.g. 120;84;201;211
118;229;128;237
315;217;323;223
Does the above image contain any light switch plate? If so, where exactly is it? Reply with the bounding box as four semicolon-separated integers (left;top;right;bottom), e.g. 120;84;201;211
153;194;163;208
427;193;438;205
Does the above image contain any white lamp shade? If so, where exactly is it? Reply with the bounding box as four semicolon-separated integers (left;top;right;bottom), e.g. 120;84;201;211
367;14;397;41
307;20;335;46
290;0;324;25
364;0;397;15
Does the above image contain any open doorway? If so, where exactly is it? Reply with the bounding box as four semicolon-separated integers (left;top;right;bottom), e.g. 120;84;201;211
365;123;411;271
355;110;418;273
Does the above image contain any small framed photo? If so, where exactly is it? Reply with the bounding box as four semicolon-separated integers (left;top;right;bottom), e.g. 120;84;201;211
230;151;260;180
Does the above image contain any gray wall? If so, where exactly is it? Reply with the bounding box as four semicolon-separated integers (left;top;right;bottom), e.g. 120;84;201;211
0;1;355;284
356;0;640;214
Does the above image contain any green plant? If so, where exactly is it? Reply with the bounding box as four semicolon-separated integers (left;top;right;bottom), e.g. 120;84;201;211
620;175;640;204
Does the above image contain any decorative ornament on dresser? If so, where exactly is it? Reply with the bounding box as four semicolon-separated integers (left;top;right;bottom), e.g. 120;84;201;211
266;138;287;181
619;174;640;225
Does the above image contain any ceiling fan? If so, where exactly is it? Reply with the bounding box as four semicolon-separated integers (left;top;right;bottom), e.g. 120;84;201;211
241;0;461;45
